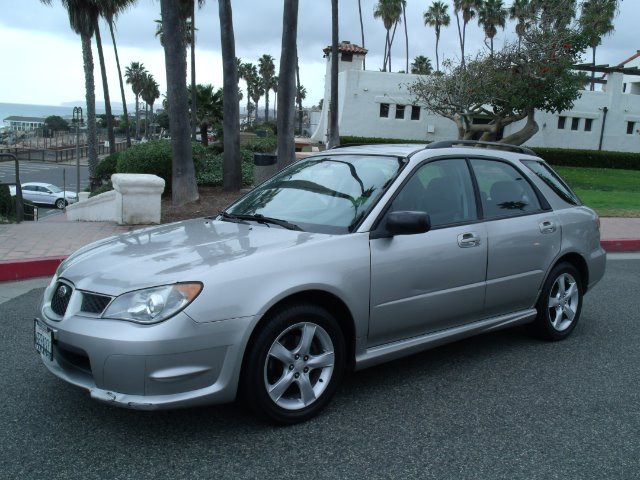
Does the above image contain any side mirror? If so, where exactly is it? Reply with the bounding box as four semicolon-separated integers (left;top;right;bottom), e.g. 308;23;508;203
378;211;431;238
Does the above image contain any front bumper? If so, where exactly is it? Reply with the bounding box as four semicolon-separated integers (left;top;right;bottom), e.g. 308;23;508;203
36;309;257;410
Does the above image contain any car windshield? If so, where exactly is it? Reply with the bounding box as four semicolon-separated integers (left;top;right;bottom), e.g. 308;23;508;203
224;154;403;234
47;185;63;193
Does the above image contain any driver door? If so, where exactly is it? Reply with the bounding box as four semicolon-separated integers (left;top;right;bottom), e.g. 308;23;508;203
368;159;487;346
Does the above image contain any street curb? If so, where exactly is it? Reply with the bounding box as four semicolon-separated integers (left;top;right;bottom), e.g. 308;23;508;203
600;239;640;253
0;256;66;282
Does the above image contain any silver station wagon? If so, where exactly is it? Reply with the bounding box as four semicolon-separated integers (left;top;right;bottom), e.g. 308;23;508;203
34;141;606;424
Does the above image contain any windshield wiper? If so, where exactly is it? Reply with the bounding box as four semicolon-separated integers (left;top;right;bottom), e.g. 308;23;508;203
220;212;303;231
216;211;250;224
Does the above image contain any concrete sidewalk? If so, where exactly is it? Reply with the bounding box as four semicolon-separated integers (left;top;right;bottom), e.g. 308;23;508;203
1;213;639;283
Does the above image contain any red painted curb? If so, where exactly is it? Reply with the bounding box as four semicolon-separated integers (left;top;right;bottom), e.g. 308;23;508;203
0;256;67;282
601;239;640;253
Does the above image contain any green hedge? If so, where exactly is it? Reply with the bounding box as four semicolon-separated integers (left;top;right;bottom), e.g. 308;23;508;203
532;148;640;171
96;152;119;183
116;140;173;187
340;136;431;145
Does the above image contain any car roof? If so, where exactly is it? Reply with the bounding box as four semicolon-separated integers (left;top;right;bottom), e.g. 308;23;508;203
320;141;540;162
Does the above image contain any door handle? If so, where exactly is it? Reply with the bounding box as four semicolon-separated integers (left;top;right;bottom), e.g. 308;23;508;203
458;232;481;248
539;220;556;234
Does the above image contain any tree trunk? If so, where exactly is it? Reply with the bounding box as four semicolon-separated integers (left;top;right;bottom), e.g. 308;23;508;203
81;33;98;189
499;109;539;145
403;4;408;74
327;0;340;149
265;88;270;123
218;0;242;191
200;123;209;146
109;20;131;148
296;57;302;134
277;0;299;169
190;2;198;141
94;22;116;154
358;0;365;70
161;0;199;206
135;93;140;140
435;32;440;72
590;46;596;92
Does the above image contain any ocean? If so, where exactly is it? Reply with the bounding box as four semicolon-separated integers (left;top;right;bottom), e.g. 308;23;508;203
0;102;124;125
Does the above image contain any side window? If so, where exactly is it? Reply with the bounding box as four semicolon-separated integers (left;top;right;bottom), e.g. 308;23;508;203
390;159;477;227
471;159;541;219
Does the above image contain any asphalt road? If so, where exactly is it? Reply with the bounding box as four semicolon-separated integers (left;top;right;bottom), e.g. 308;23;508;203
1;259;638;480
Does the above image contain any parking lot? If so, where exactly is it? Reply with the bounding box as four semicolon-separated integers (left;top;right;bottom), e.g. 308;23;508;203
1;258;638;479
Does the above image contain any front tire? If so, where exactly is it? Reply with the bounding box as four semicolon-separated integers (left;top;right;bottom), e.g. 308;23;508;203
532;262;583;341
241;303;345;424
55;198;66;209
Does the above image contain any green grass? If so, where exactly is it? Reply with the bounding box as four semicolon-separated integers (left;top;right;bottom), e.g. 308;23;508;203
553;166;640;217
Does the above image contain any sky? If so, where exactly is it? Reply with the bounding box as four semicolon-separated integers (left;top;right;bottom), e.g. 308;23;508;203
0;0;637;110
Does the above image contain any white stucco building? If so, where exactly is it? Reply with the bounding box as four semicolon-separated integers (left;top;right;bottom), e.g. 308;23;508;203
311;44;640;153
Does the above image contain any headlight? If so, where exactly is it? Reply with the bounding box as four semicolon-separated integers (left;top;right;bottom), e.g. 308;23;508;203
103;283;202;324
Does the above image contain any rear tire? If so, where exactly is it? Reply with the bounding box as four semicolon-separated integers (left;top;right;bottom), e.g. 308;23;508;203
531;262;583;341
241;302;345;424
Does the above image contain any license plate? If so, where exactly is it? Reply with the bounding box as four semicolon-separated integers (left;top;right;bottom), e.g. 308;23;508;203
34;319;53;361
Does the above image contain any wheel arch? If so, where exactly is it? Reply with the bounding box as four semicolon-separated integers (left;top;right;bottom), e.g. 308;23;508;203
242;289;357;371
552;252;589;293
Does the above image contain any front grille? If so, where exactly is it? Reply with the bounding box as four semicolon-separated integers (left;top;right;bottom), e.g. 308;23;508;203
81;293;112;315
51;282;73;316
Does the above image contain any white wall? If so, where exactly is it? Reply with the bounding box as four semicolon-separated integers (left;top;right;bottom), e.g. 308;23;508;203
312;56;640;152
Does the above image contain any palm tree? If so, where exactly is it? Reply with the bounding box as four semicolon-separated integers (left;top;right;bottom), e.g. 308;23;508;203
374;0;404;72
218;0;242;190
478;0;507;56
187;84;222;146
141;73;160;139
580;0;619;91
160;0;198;206
453;0;482;66
423;1;450;72
411;55;433;75
125;61;147;140
402;1;409;74
92;17;116;154
508;0;532;50
358;0;366;69
41;0;99;188
239;62;257;124
258;54;276;123
328;0;339;148
249;73;265;124
101;0;137;148
271;75;279;120
296;84;307;135
277;0;299;169
189;1;207;143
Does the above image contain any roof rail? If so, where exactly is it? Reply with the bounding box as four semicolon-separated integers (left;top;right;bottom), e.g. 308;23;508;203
425;140;537;156
328;143;367;149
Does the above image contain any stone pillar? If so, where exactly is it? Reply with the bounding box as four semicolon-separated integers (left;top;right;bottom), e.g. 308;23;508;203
112;174;165;225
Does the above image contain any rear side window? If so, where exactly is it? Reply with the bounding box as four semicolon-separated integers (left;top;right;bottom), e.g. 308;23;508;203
470;159;542;219
521;160;580;205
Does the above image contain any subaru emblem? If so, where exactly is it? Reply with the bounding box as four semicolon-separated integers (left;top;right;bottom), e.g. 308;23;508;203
57;285;69;298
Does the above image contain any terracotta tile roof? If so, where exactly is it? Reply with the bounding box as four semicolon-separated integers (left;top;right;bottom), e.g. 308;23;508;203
322;42;368;56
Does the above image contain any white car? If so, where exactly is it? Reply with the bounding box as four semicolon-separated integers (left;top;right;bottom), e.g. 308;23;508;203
12;182;78;209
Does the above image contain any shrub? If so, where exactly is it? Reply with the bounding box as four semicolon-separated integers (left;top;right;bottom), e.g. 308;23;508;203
532;147;640;171
116;140;173;187
242;136;277;154
96;152;119;183
195;149;254;186
90;181;113;198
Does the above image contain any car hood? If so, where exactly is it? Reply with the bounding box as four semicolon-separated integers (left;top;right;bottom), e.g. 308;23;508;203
57;218;330;296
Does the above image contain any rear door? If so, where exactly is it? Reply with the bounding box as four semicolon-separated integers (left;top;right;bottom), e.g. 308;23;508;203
470;158;561;316
368;158;487;346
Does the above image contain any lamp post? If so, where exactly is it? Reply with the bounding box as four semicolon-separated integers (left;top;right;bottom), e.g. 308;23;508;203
72;107;83;197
